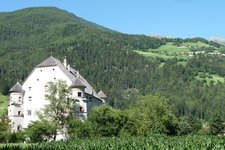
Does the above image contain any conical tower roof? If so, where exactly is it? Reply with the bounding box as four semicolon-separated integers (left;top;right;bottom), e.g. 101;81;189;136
98;90;107;98
9;82;23;93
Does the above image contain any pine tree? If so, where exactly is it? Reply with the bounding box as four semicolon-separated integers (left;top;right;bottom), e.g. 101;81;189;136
209;112;224;135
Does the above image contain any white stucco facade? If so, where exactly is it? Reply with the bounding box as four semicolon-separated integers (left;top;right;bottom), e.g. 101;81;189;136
8;56;107;132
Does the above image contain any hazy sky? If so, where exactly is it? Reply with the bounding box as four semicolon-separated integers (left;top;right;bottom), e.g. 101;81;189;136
1;0;225;39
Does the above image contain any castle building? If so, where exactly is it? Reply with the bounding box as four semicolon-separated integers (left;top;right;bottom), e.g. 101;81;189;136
8;56;106;132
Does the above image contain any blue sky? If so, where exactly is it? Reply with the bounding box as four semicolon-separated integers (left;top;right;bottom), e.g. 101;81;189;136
1;0;225;39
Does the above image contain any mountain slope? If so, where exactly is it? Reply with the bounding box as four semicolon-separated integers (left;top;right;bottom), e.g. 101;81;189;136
0;7;225;120
0;7;163;101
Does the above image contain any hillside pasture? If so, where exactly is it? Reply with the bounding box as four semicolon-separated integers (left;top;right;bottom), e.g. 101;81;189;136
195;73;224;85
133;50;190;62
151;42;190;53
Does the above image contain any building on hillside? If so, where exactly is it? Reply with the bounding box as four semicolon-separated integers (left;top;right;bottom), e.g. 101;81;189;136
8;56;107;132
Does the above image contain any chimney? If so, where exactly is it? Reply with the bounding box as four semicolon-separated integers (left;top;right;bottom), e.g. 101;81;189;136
67;64;70;71
63;56;67;68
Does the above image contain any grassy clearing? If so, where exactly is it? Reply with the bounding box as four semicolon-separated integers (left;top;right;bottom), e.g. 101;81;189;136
195;73;224;84
0;93;8;116
151;42;190;53
151;41;214;53
183;41;213;48
134;50;190;61
134;41;218;67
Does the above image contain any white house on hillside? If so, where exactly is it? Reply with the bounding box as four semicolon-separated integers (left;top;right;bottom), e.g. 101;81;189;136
8;56;107;132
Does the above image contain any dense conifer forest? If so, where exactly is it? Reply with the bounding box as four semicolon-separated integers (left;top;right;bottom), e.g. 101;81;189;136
0;7;225;122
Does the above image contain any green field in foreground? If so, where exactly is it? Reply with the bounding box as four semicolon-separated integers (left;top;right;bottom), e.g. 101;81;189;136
0;135;224;150
0;93;8;116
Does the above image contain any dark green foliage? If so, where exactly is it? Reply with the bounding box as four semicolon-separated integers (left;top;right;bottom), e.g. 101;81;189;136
25;120;56;143
209;112;225;135
128;95;178;135
88;105;122;137
0;116;10;143
8;131;25;143
68;117;93;139
178;116;202;135
85;95;178;137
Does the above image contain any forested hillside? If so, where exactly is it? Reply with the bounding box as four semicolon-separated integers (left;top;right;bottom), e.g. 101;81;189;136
0;7;225;121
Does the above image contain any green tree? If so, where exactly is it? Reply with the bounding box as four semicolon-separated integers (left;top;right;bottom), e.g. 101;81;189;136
25;120;56;143
209;112;224;135
68;117;93;139
38;80;75;140
0;116;11;143
88;104;122;137
129;95;178;135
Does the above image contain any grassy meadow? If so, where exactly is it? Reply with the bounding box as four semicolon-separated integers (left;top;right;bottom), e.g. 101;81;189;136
195;73;225;84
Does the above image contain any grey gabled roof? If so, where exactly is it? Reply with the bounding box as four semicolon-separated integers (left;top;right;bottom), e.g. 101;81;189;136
36;56;101;100
71;78;86;88
9;82;23;93
36;56;59;67
98;90;107;98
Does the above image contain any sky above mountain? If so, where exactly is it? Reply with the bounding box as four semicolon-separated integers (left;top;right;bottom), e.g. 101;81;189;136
1;0;225;39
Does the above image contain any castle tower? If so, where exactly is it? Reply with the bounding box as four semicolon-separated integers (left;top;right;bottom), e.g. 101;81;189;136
8;82;24;132
70;78;87;119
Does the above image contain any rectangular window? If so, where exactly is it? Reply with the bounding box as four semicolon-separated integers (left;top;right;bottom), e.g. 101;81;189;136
78;92;82;97
28;96;32;101
89;96;92;101
28;87;32;91
19;97;21;101
27;110;32;116
18;111;21;116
